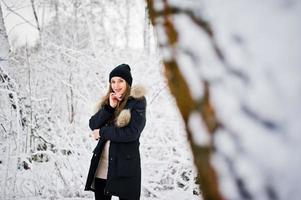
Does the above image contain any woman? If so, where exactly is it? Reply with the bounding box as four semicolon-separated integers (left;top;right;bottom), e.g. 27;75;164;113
84;63;146;200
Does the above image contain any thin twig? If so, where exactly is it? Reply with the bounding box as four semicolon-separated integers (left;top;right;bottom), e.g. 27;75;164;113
30;0;40;31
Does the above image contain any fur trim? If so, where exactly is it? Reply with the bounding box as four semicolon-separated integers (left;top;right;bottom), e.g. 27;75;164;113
130;85;146;99
115;85;146;127
116;109;131;127
94;85;146;111
94;99;103;113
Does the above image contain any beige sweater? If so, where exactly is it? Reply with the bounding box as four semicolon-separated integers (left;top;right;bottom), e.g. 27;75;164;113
95;140;110;179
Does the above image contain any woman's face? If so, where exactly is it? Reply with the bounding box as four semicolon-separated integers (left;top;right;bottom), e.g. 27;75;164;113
110;76;127;97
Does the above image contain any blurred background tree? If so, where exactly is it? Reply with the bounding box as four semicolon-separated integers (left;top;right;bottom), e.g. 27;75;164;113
146;1;301;200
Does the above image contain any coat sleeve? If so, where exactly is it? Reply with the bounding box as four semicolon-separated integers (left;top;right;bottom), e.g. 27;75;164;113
100;99;146;142
89;104;115;130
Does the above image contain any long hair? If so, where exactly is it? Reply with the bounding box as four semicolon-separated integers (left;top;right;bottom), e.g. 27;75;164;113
94;82;131;122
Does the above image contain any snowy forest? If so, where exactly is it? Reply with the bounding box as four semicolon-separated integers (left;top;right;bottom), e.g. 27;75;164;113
1;0;301;200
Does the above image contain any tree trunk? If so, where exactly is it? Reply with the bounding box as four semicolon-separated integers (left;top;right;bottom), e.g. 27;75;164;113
0;4;9;61
145;1;223;200
143;6;151;54
125;0;130;49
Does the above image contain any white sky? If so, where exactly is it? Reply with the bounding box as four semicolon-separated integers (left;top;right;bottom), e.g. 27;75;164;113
0;0;149;49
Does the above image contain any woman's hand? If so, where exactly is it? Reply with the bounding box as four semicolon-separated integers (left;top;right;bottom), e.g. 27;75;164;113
109;92;122;108
92;129;100;140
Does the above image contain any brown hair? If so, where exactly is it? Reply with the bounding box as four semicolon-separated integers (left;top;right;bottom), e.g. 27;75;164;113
96;82;131;122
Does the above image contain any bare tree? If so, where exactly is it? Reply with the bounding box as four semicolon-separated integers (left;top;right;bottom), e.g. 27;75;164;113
0;3;22;199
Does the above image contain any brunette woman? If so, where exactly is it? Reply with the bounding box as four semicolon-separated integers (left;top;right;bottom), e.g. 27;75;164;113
85;64;146;200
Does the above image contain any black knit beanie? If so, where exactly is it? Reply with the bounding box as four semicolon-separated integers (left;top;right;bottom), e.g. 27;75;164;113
109;64;133;86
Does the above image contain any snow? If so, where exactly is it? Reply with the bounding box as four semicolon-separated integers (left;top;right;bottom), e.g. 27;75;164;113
188;112;210;146
173;14;226;83
2;0;301;199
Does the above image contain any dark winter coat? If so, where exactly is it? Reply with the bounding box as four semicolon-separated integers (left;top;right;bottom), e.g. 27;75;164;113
84;85;146;200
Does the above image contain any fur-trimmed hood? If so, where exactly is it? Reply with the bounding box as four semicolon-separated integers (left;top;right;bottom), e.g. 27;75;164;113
129;85;146;100
94;85;146;112
116;85;146;127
